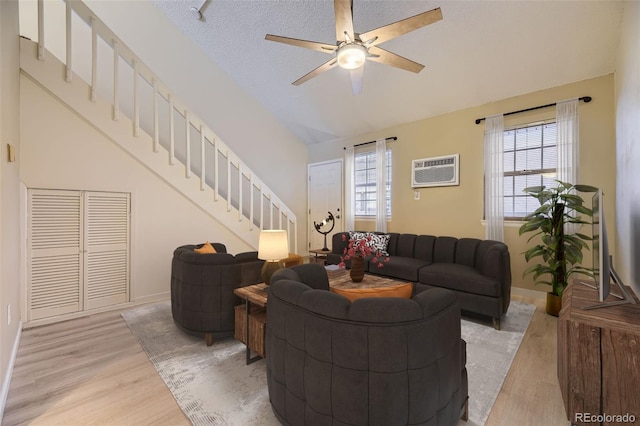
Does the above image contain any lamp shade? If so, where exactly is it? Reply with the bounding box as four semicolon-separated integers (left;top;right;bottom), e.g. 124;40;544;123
258;230;289;261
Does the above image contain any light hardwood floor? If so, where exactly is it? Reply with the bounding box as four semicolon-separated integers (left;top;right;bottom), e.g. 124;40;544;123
3;295;569;426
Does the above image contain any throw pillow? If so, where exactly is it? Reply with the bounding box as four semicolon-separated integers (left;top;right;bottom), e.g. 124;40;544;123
331;282;413;302
194;241;217;254
348;232;390;256
369;233;390;256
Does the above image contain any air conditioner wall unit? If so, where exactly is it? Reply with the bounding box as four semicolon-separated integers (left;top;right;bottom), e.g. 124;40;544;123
411;154;459;188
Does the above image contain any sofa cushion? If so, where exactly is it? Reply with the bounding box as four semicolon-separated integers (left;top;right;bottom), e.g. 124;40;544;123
433;237;457;263
455;238;480;267
368;256;431;282
396;234;417;258
331;282;413;302
419;263;502;297
414;235;436;261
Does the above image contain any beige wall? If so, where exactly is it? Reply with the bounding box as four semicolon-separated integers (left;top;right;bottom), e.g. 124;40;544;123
615;1;640;295
20;75;258;304
309;75;616;292
0;0;21;415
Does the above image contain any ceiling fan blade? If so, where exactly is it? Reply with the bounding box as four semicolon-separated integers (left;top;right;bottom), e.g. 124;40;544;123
360;7;442;46
293;58;338;86
350;66;363;96
367;46;424;73
265;34;337;54
334;0;355;42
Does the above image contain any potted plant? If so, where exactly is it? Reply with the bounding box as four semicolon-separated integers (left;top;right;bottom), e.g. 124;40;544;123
519;181;598;316
338;234;389;282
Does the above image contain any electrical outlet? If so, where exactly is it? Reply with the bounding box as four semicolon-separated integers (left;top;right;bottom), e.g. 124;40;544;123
7;304;10;325
414;190;420;200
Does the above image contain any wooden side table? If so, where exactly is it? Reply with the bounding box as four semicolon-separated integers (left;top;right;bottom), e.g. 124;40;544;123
234;283;268;364
309;248;332;264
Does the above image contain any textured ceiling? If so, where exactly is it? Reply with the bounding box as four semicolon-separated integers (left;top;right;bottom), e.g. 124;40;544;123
152;0;624;145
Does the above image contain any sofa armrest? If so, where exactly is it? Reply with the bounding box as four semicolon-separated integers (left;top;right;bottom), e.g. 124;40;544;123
235;251;259;263
481;244;512;307
331;232;350;255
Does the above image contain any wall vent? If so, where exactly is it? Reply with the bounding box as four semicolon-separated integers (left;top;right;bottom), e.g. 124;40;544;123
411;154;459;188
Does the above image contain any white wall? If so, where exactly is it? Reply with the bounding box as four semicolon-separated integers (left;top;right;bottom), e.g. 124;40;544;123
0;0;22;417
20;74;256;304
615;0;640;294
80;0;309;253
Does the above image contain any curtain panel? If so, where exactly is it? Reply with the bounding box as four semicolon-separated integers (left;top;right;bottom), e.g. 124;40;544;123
484;115;505;242
556;98;579;234
344;147;355;231
375;139;387;233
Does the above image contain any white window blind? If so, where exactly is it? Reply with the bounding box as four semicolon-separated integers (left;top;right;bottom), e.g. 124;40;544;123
354;150;392;217
503;122;557;219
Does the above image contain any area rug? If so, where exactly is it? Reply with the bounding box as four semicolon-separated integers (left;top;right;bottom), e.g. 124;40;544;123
122;301;535;426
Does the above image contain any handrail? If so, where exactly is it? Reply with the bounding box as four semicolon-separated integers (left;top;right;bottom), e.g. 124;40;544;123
31;0;297;251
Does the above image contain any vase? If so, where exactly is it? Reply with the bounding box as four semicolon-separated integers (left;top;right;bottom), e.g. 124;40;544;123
350;255;365;282
546;292;562;317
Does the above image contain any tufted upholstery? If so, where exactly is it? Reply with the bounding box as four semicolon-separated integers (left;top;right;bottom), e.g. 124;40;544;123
266;264;468;426
170;243;263;345
327;232;511;329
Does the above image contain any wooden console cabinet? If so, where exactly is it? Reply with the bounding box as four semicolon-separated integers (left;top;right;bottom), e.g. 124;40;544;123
558;282;640;425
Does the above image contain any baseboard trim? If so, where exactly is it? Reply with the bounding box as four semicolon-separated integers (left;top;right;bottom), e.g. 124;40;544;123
133;292;170;304
0;321;23;420
23;294;170;329
512;287;547;300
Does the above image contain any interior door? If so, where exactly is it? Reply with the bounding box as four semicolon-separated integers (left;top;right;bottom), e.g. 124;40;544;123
28;189;83;320
27;189;130;322
308;159;343;252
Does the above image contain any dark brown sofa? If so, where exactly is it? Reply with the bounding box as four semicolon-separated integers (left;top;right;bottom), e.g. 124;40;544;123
170;243;263;345
327;232;511;329
267;263;468;426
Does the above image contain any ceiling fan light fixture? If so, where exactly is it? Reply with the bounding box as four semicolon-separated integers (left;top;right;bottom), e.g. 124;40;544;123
337;44;367;70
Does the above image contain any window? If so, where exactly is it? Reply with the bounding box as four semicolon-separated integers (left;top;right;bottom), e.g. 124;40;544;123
503;122;557;219
354;150;392;217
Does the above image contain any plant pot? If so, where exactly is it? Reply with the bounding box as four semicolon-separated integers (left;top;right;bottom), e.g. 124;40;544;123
546;292;562;317
350;255;365;282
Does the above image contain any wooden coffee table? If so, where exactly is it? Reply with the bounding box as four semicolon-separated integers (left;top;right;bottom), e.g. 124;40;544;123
234;269;411;364
326;267;410;290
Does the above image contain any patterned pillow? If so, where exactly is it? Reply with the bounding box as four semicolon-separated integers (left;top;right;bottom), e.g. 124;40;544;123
369;233;390;256
347;232;390;256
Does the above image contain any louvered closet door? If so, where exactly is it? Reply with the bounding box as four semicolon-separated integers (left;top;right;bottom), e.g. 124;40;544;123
28;190;83;320
28;189;131;321
84;192;130;310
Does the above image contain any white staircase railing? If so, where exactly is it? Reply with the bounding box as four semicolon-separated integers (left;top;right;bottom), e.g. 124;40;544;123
21;0;297;251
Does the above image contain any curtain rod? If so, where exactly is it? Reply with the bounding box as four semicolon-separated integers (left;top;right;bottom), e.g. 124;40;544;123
343;136;397;150
474;96;592;125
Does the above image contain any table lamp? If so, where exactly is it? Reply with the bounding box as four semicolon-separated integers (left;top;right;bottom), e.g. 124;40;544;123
258;229;289;285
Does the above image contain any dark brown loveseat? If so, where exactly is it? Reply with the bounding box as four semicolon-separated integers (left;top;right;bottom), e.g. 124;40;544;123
327;232;511;329
267;263;468;426
170;243;263;345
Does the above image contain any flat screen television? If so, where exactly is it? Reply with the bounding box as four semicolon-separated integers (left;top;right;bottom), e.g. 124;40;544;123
582;189;636;310
592;189;610;302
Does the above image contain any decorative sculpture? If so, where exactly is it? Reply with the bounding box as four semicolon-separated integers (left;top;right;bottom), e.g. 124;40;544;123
313;212;335;251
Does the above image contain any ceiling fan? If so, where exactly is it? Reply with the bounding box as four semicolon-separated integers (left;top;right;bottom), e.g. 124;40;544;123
265;0;442;95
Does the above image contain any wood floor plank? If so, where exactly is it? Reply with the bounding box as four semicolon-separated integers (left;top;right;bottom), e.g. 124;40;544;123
486;296;570;426
3;296;570;425
3;309;188;426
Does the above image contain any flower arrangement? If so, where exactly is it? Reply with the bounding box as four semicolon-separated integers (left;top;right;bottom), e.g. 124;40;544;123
338;233;389;269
